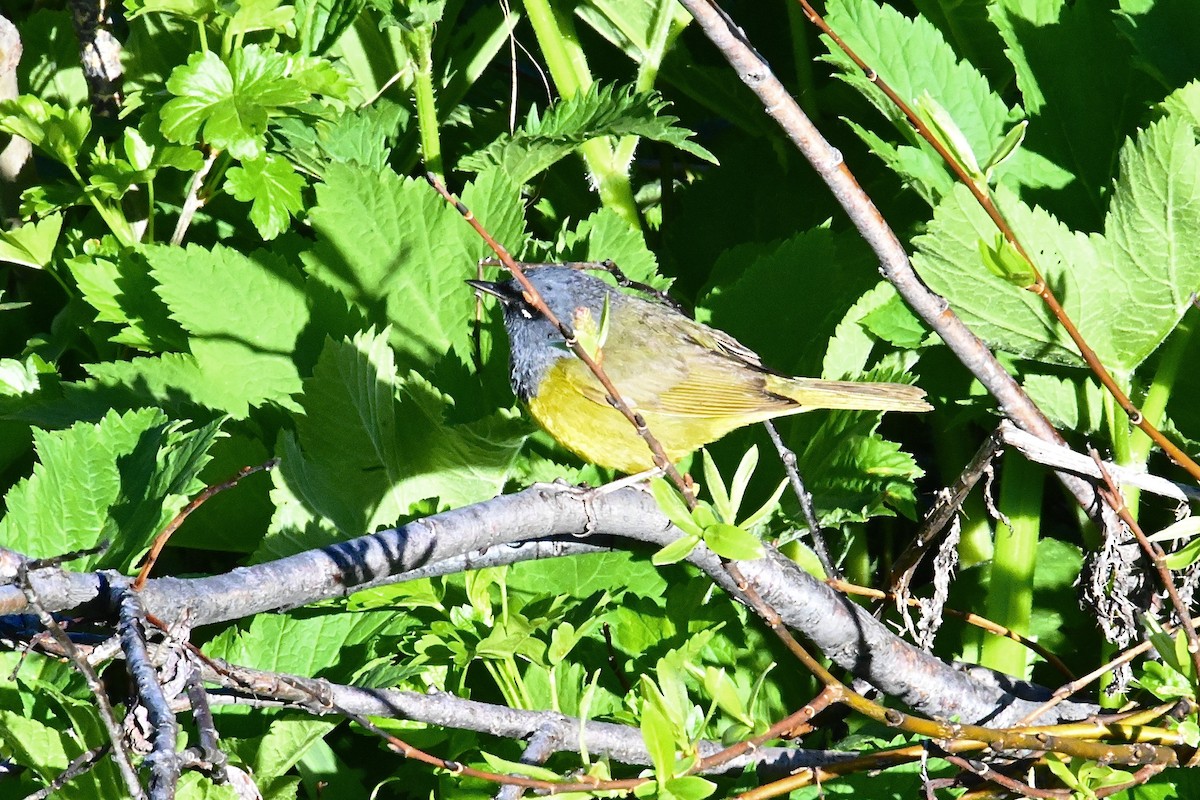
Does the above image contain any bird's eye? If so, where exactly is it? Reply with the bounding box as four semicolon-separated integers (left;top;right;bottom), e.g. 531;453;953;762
518;306;534;320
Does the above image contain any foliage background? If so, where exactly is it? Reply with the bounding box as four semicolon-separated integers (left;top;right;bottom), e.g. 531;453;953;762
3;0;1200;797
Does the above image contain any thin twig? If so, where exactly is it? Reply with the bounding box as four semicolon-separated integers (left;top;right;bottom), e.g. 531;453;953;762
133;458;278;590
22;744;111;800
170;148;217;246
829;579;1074;679
763;419;836;577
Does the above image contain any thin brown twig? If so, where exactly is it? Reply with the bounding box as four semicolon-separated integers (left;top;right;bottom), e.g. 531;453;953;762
792;0;1200;483
133;458;279;590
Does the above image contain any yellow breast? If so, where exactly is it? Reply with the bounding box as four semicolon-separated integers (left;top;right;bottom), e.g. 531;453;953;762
526;359;745;473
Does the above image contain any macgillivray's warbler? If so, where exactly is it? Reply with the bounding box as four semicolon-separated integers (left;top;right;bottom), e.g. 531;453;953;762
469;268;931;474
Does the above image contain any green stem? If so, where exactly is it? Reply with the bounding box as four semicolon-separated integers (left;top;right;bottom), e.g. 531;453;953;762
68;166;135;246
980;453;1042;679
844;528;870;587
524;0;641;228
785;2;818;119
145;178;156;242
611;0;679;175
411;29;443;177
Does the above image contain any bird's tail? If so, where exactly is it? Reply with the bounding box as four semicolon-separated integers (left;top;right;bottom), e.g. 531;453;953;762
768;376;932;412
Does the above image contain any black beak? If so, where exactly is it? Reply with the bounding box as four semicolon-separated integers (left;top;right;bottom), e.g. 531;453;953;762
466;279;520;304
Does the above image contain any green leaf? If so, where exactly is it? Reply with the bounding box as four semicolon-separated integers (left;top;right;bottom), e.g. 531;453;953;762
275;329;527;534
651;532;701;566
990;0;1154;230
1159;518;1200;569
294;0;367;54
0;213;63;270
204;607;403;678
1116;0;1200;98
727;446;758;524
702;522;763;561
221;0;296;35
649;478;700;535
459;83;715;185
0;96;91;166
858;292;930;350
87;243;311;416
639;677;678;780
662;776;717;800
978;233;1036;287
302;164;524;369
699;227;879;378
738;479;787;531
701;666;753;728
821;0;1021;199
161;47;330;160
575;0;692;69
224;155;306;239
915;91;982;179
700;450;731;523
0;409;221;571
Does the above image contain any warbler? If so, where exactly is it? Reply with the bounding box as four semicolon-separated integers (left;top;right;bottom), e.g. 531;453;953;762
470;268;930;474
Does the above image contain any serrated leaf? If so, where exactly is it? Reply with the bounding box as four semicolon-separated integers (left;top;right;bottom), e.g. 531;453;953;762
114;243;311;415
224;154;305;239
0;409;220;571
161;47;325;160
822;0;1015;197
459;83;715;185
276;329;527;534
302;164;524;369
915;116;1200;375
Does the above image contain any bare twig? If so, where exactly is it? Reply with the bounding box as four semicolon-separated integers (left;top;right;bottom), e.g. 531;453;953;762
22;744;111;800
113;578;180;799
133;458;279;590
170;149;218;246
763;419;836;577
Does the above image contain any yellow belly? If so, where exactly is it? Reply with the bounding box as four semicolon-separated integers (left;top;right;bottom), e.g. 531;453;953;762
526;363;753;473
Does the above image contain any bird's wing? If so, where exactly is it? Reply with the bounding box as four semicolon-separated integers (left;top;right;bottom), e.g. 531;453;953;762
561;305;792;419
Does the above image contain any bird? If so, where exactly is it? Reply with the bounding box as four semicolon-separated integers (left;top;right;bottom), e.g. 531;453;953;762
469;267;930;474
